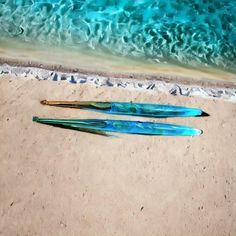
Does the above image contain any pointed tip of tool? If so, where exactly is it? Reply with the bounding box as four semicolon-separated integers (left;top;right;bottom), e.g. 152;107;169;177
197;111;210;117
201;111;210;117
40;100;48;105
32;116;39;122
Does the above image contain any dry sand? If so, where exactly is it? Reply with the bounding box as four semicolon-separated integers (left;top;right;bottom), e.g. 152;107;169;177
0;75;236;236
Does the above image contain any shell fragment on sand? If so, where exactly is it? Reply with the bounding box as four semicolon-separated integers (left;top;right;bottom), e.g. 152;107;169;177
32;116;202;136
40;100;208;118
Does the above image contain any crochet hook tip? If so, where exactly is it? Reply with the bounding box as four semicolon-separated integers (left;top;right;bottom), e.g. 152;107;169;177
32;116;39;122
40;100;48;105
198;111;210;117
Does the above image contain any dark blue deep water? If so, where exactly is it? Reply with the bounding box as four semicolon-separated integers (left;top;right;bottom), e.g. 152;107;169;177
0;0;236;73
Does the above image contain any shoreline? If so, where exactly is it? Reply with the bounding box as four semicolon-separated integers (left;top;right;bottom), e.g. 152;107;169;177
1;36;236;87
1;63;236;102
1;56;236;88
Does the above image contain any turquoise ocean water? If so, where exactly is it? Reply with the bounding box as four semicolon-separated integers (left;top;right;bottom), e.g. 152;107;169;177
0;0;236;74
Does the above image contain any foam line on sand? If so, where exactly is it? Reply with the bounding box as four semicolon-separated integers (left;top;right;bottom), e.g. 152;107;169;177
1;64;236;102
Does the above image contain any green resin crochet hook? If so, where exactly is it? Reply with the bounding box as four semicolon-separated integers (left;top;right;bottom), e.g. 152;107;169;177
41;100;208;118
33;117;202;136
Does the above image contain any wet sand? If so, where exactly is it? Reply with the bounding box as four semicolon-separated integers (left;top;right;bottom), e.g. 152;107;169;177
1;37;236;86
0;75;236;235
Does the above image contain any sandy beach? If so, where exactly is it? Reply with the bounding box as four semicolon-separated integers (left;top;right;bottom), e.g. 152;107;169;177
1;0;236;234
0;74;236;235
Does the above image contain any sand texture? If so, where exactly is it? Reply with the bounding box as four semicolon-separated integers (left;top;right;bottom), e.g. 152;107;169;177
0;75;236;236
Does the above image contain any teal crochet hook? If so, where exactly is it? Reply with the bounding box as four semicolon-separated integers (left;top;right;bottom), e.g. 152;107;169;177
33;116;202;136
41;100;208;118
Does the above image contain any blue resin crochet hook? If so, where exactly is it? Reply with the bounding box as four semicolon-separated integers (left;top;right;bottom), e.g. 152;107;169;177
33;117;202;136
41;100;208;118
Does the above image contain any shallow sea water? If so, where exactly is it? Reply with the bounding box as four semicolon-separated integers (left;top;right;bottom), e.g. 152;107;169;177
0;0;236;74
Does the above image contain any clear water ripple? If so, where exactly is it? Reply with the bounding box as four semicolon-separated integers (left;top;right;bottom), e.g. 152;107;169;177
0;0;236;73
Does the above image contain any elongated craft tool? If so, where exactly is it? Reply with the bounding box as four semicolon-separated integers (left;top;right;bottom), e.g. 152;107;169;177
32;116;202;136
40;100;208;118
